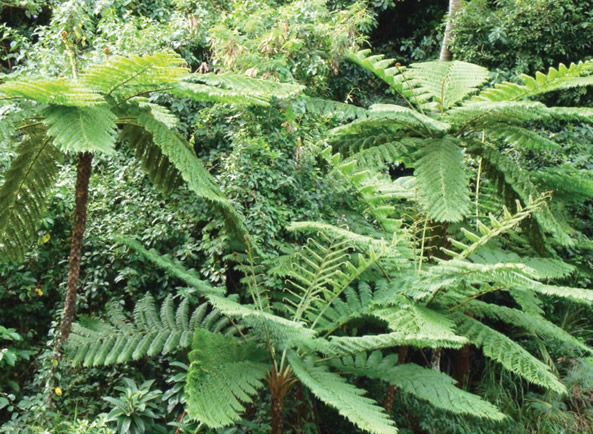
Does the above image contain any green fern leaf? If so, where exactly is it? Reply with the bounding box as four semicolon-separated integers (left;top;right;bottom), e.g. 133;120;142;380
0;77;104;106
485;124;560;151
185;329;270;428
82;51;188;99
333;353;505;420
415;137;471;222
288;353;397;434
0;136;62;262
454;314;566;394
43;105;118;154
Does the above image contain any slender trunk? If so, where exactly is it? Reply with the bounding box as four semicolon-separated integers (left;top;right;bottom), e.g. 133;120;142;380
439;0;463;61
267;365;295;434
453;344;471;387
430;348;442;371
58;152;93;346
383;346;409;413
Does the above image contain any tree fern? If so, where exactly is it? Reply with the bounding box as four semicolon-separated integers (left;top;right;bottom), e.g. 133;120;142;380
485;124;561;151
453;314;566;394
185;329;270;428
414;137;471;222
287;353;397;434
332;352;505;420
67;294;239;366
0;136;62;261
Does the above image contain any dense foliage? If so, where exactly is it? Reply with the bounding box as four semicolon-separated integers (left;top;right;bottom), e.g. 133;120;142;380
1;1;592;433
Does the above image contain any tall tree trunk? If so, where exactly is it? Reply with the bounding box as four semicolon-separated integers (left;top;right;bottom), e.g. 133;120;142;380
439;0;463;61
58;152;93;346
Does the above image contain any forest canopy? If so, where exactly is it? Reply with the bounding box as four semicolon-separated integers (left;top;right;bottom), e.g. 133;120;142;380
0;1;592;433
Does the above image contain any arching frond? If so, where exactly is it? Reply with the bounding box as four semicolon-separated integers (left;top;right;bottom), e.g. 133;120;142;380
288;353;397;434
0;136;62;262
454;314;566;394
474;60;593;102
67;294;239;366
186;329;270;428
485;124;560;151
332;352;505;420
0;77;104;106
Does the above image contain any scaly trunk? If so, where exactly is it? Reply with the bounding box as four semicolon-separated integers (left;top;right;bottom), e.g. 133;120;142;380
383;346;409;413
58;152;93;346
454;344;471;387
439;0;463;61
267;364;296;434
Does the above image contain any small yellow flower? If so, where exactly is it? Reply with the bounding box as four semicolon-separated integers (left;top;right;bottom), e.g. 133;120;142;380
34;288;43;296
54;387;62;396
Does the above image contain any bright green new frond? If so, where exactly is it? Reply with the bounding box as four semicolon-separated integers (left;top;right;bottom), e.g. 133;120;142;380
288;221;391;251
448;101;550;131
67;294;238;366
454;314;566;394
82;51;188;99
134;106;248;242
414;137;471;222
474;145;573;247
333;353;505;420
0;137;62;262
288;353;397;434
443;196;547;261
122;238;224;296
474;60;593;102
0;77;104;106
186;329;270;428
43;105;118;154
193;73;303;98
407;61;489;110
485;124;560;151
468;300;592;354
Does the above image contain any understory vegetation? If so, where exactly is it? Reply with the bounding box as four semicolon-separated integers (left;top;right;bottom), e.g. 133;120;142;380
1;0;592;433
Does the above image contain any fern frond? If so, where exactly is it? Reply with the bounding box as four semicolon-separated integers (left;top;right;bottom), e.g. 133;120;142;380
348;140;416;169
0;136;62;262
169;82;270;106
474;60;593;102
454;314;566;394
193;73;303;98
186;329;270;428
407;61;489;110
531;167;593;201
67;294;238;366
485;124;560;151
43;105;118;154
288;353;397;434
414;137;471;222
134;106;248;241
333;353;505;420
442;195;547;260
346;49;410;99
473;145;573;247
122;238;224;296
468;300;592;354
0;77;104;106
82;51;188;99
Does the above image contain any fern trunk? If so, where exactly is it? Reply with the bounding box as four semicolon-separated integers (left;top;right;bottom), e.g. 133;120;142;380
383;346;409;413
439;0;462;61
58;152;93;346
